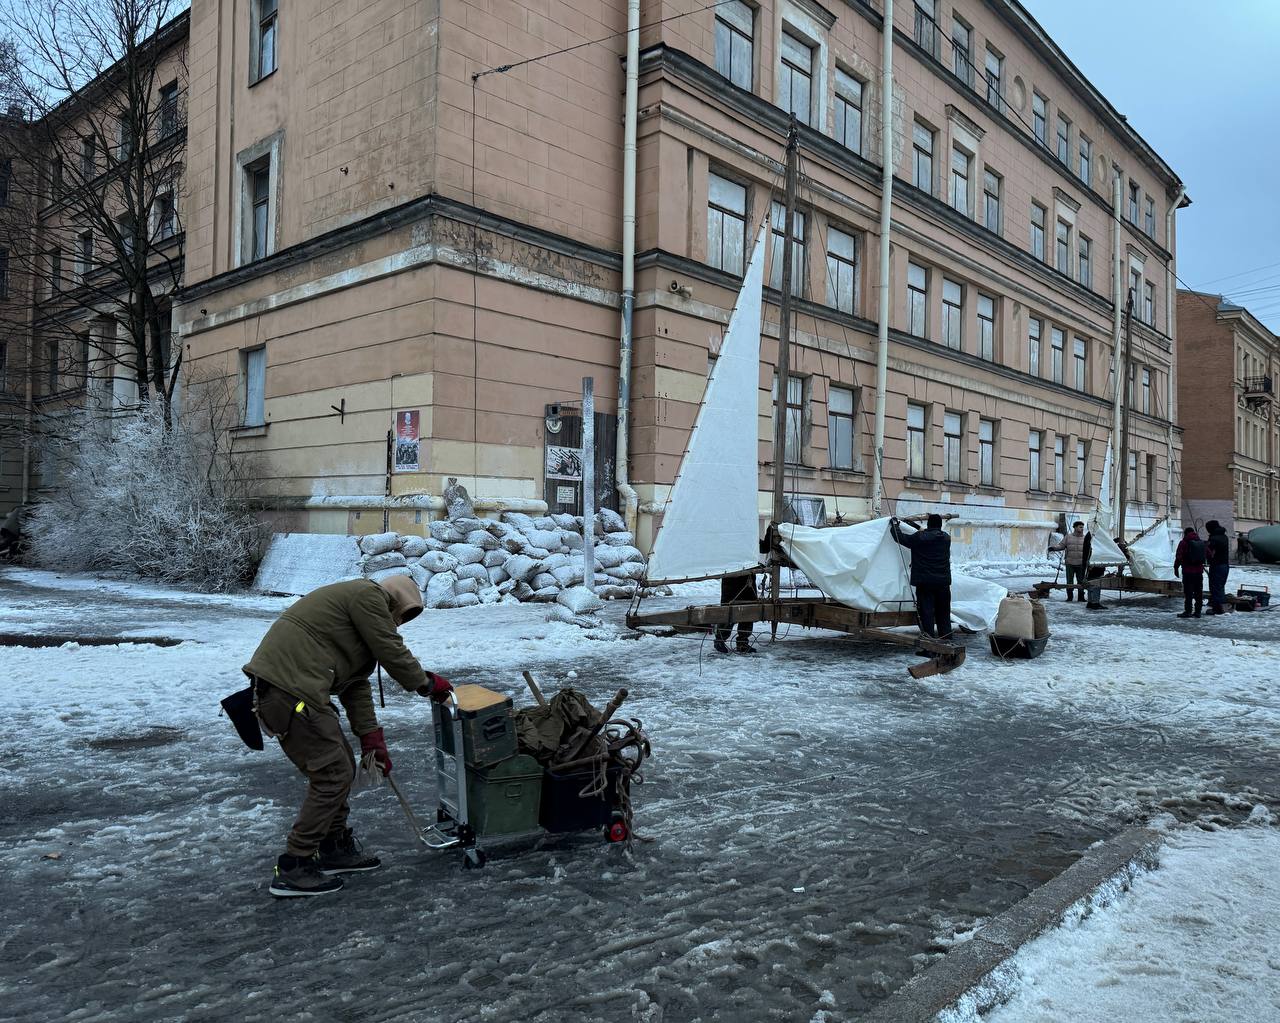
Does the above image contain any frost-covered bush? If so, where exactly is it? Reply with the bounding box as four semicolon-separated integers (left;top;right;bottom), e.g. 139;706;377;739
26;386;267;592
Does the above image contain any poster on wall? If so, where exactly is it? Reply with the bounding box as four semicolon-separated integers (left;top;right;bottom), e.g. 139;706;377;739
394;410;420;472
545;445;583;480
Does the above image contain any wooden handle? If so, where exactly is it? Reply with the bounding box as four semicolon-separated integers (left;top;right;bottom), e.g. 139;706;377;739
559;688;628;764
522;670;547;707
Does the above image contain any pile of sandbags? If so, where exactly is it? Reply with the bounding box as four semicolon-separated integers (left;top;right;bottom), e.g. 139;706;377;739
356;506;647;611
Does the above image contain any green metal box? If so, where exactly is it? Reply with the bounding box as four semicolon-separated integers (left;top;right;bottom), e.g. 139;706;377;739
432;684;517;767
466;755;543;836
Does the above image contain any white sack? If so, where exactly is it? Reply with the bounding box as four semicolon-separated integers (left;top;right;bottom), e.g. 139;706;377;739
457;563;490;583
401;536;430;559
503;554;539;582
453;592;481;608
362;551;407;573
557;585;603;614
359;532;402;556
369;566;413;584
420;551;459;574
424;571;457;609
447;543;485;566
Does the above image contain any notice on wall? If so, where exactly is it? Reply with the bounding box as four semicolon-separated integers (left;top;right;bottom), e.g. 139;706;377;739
556;485;576;505
545;445;583;480
394;410;420;472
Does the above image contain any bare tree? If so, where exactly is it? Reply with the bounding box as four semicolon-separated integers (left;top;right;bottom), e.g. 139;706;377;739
0;0;189;452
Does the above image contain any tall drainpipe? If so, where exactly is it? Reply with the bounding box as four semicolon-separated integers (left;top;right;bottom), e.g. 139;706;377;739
615;0;640;534
1109;172;1125;528
870;0;894;518
1164;186;1185;520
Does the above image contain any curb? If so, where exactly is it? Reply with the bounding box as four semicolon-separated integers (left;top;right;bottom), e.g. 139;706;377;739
863;825;1165;1022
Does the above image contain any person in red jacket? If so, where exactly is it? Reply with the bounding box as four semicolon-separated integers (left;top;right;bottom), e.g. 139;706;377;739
1174;526;1207;619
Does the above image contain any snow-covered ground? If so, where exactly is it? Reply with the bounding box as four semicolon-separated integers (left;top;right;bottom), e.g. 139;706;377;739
976;817;1280;1022
2;564;1278;1022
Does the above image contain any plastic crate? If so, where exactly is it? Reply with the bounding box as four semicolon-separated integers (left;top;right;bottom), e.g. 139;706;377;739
466;755;543;837
540;764;623;834
432;684;517;767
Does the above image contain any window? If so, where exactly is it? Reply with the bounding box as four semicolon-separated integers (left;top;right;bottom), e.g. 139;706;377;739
159;80;180;138
950;146;970;215
984;48;1003;111
0;247;7;299
1142;367;1152;414
952;17;973;86
117;214;136;259
828;386;856;470
1143;281;1155;326
117;115;134;162
81;135;96;179
1144;196;1155;237
154;191;177;240
769;200;805;296
1145;456;1156;501
714;0;753;90
46;339;59;394
1028;430;1042;490
247;156;272;262
1078;235;1092;289
907;262;928;338
942;278;963;350
1055;218;1070;273
1028;317;1042;376
944;412;962;482
912;121;934;193
254;0;278;81
51;156;64;196
1031;203;1046;260
1054;436;1066;492
1076;440;1088;494
979;419;996;487
1032;93;1047;145
243;346;266;426
773;374;806;464
834;70;863;154
1128;181;1140;223
914;0;938;57
825;226;858;315
77;332;90;389
1055;113;1071;165
977;294;995;360
1079;136;1091;187
48;249;61;295
0;159;9;206
1073;337;1087;391
983;169;1002;233
1129;267;1142;314
778;31;813;126
707;173;747;275
78;230;94;279
1127;451;1137;498
1050;327;1065;384
907;402;927;478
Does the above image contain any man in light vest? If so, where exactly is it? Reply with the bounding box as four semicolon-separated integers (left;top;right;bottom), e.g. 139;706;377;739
1049;520;1092;602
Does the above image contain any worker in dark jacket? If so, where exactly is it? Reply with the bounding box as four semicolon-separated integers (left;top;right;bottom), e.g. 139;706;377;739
1204;520;1231;615
244;576;453;898
891;513;953;642
1049;521;1092;601
1174;526;1207;619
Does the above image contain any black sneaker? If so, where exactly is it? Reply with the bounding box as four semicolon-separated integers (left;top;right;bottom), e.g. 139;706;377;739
316;828;382;875
1177;611;1193;619
270;853;344;898
735;642;757;655
713;637;729;654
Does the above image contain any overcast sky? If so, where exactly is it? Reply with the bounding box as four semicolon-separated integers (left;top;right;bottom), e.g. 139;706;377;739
1023;0;1280;332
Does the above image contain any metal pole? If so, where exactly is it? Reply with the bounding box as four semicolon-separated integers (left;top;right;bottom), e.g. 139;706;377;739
871;0;895;518
582;376;596;592
769;118;800;601
1163;185;1185;519
1109;172;1124;528
614;0;640;534
1117;293;1134;541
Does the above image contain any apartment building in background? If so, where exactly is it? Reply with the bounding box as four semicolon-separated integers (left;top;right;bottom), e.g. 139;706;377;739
1176;289;1280;534
5;0;1188;556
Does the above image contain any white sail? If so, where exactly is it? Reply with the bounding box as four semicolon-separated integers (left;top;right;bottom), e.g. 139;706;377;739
1128;519;1177;581
645;223;769;584
1088;445;1127;566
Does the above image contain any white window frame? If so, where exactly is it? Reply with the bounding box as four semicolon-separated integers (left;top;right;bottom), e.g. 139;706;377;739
1055;113;1071;165
1055;218;1071;273
1078;235;1092;289
234;133;282;267
714;0;754;91
984;48;1003;111
772;373;808;465
707;172;748;275
942;278;963;351
907;402;927;479
1076;440;1088;494
1054;436;1066;492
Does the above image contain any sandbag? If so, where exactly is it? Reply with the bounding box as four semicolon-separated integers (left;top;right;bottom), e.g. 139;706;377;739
477;586;501;605
482;549;507;568
364;550;408;572
486;565;508;586
401;536;430;559
504;554;539;582
454;592;481;608
523;545;552;560
457;563;489;583
601;531;635;547
369;566;413;584
420;551;459;574
530;586;560;602
443;478;475;520
447;543;485;566
1031;599;1049;640
359;532;402;556
531;571;558;590
454;577;480;596
561;531;583;550
533;516;558;531
539;552;572;573
429;520;467;544
551;513;577;530
597;508;627;533
500;534;530;554
425;571;457;609
594;547;629;570
597;584;637;600
994;595;1035;640
551;564;584;588
557;585;603;615
522;528;562;552
496;578;517;595
501;512;537;533
466;529;499;551
409;564;430;591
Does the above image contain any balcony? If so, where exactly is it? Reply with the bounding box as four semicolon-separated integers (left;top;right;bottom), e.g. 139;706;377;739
1243;375;1274;409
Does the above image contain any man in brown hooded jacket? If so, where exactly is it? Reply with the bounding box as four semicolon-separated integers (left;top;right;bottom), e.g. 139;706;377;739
244;575;452;898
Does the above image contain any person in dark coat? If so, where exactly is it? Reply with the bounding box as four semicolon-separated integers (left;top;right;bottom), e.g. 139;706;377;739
890;513;953;642
1205;520;1231;614
1174;526;1207;619
714;571;758;654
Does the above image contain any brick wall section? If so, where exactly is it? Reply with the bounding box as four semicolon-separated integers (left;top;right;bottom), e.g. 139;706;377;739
1175;292;1233;504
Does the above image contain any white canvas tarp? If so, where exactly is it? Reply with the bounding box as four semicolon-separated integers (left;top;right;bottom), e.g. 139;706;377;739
1127;519;1177;581
777;519;1007;632
1086;445;1128;566
645;223;769;584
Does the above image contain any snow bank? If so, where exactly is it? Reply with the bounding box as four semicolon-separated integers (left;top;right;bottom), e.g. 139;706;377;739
252;533;362;595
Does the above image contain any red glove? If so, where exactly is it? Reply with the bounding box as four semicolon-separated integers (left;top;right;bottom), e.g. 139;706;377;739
420;671;454;703
359;727;392;776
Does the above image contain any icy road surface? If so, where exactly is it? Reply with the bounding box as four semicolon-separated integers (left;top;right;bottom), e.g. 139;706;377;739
2;566;1279;1022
